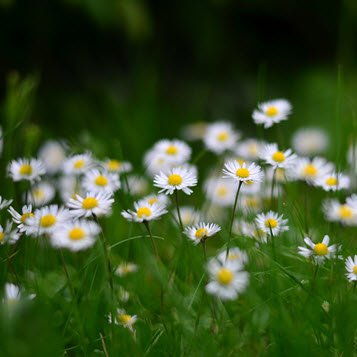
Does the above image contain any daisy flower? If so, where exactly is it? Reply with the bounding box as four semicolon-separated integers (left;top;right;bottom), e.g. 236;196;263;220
38;140;66;174
140;193;170;207
260;143;297;169
144;150;171;177
292;127;329;156
27;205;71;236
298;235;338;265
345;255;357;282
316;172;350;191
204;177;236;207
239;195;263;214
26;181;55;206
154;166;197;195
173;206;200;226
0;196;13;210
151;139;192;165
223;161;263;184
121;199;167;223
8;205;34;235
252;99;292;128
115;262;139;277
205;258;249;300
181;122;207;141
322;199;357;226
82;169;121;194
203;121;240;154
62;153;92;175
184;222;221;245
50;219;101;251
235;220;268;243
255;211;289;236
58;176;82;203
124;175;149;196
67;191;114;218
235;139;266;161
217;247;248;270
102;159;132;174
110;309;137;332
8;158;45;182
0;221;20;245
4;283;20;303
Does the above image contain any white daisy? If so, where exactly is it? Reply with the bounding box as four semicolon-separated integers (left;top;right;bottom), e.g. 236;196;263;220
144;150;172;177
110;309;137;332
124;175;149;196
234;219;268;243
8;158;45;182
255;211;289;236
140;193;170;207
235;139;266;161
203;121;240;154
184;222;221;245
205;258;249;300
204;177;236;207
38;140;66;174
4;283;20;303
58;175;83;203
316;172;350;191
216;247;248;270
322;199;357;226
239;195;263;214
67;191;114;218
260;143;297;169
298;235;338;265
223;160;263;184
62;153;92;175
121;199;167;223
345;255;357;282
82;169;121;194
26;181;55;206
50;219;101;251
154;166;197;195
0;196;13;210
8;205;34;235
151;139;192;165
0;221;20;245
173;206;200;226
102;159;132;174
252;99;292;128
292;127;329;156
115;262;139;277
181;122;207;141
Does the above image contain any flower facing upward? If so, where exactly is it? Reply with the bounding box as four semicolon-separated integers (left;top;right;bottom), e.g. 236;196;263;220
252;99;292;128
102;159;132;174
292;127;329;156
8;158;45;182
82;169;121;194
223;161;263;184
255;211;289;236
298;235;338;265
217;247;248;270
316;172;350;191
184;222;221;245
345;255;357;282
152;139;192;165
260;143;297;169
322;199;357;226
154;166;197;195
26;181;55;207
235;139;266;161
110;309;137;332
121;199;167;223
62;153;92;175
38;140;66;174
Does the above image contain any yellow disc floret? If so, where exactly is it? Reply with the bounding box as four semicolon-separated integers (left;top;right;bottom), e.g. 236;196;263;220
265;218;278;229
217;187;228;197
236;167;250;178
195;228;208;239
82;197;98;210
0;232;4;242
136;207;152;219
147;197;158;205
19;164;32;176
325;177;337;186
40;214;57;228
107;160;121;171
217;268;234;285
339;205;353;219
95;175;108;187
69;227;85;241
168;174;183;186
166;145;178;155
74;159;85;169
353;265;357;275
118;314;132;325
303;164;317;177
272;151;285;163
217;131;229;142
265;106;278;117
313;243;328;256
21;212;34;223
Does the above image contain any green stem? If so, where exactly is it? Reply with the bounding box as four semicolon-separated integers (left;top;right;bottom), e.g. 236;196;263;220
144;221;159;261
201;240;207;263
174;190;183;231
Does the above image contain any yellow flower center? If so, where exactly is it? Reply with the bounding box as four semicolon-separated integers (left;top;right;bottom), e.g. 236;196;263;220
40;214;57;228
265;218;278;229
95;175;108;186
33;189;45;199
147;197;158;205
216;268;234;285
228;252;239;260
195;228;208;239
69;227;85;241
136;207;152;218
325;177;337;186
82;197;98;210
313;243;328;256
339;205;352;219
248;143;258;156
74;159;85;169
168;174;183;186
0;232;4;241
217;131;229;142
235;158;245;166
217;187;228;197
245;197;259;208
118;314;132;324
107;160;121;171
165;145;178;155
19;164;32;176
303;164;317;177
265;106;278;117
353;265;357;275
236;167;250;178
272;151;285;163
21;212;34;223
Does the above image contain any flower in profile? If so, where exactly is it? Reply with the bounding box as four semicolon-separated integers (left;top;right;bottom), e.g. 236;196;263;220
67;191;114;218
82;169;121;194
217;247;248;270
184;222;221;245
121;199;167;223
260;143;297;169
234;220;268;243
110;309;137;332
154;166;197;195
205;258;249;300
252;99;292;128
239;195;263;214
0;196;13;210
124;175;149;196
0;221;20;245
115;262;139;277
63;153;92;175
203;121;240;154
140;193;170;207
204;177;236;207
223;161;263;184
181;122;207;141
345;255;357;282
292;127;329;156
322;199;357;226
8;205;34;235
316;172;350;191
38;140;66;174
58;176;83;203
26;181;55;206
255;211;289;236
3;283;20;303
50;219;101;251
102;159;132;174
8;158;45;182
235;139;266;161
298;235;339;265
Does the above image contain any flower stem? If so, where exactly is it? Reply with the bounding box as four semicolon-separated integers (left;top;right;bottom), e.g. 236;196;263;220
201;240;207;263
174;190;183;231
144;221;159;261
271;167;277;208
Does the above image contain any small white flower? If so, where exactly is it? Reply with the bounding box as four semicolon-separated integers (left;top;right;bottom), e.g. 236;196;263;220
0;196;13;210
181;122;207;141
173;206;200;226
223;160;263;184
204;177;236;207
8;158;45;182
38;140;66;174
154;166;197;195
345;255;357;282
252;99;292;128
298;235;338;265
124;175;149;196
82;169;121;194
151;139;192;165
322;199;357;226
121;199;167;223
260;143;297;169
203;121;240;154
58;176;83;203
67;192;114;218
316;172;350;191
26;181;56;207
115;262;139;277
292;127;329;156
255;211;289;236
62;153;92;175
8;205;34;235
205;258;249;300
184;222;221;245
216;247;248;270
50;219;101;251
239;195;263;214
234;220;268;243
0;221;20;245
140;193;170;207
235;139;266;161
144;150;172;177
102;159;132;174
4;283;20;303
110;309;137;332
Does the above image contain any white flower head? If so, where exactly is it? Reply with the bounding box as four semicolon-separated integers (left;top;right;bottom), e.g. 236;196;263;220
173;206;200;226
8;158;45;182
181;122;207;141
204;177;236;207
8;205;34;235
216;247;248;270
184;222;221;245
58;175;83;203
203;121;240;154
298;235;339;265
234;219;268;243
0;196;13;210
255;211;289;236
223;160;263;184
141;193;170;207
235;139;266;161
82;169;121;194
110;309;137;332
260;143;297;169
316;172;350;191
239;195;263;214
102;159;132;174
322;199;357;226
152;139;192;165
26;181;56;207
67;191;114;218
292;127;329;156
115;262;139;277
154;166;197;195
124;175;149;196
50;219;101;251
144;150;172;177
38;140;66;174
121;199;167;223
345;255;357;282
63;153;92;175
4;283;20;303
0;221;20;245
252;99;292;128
